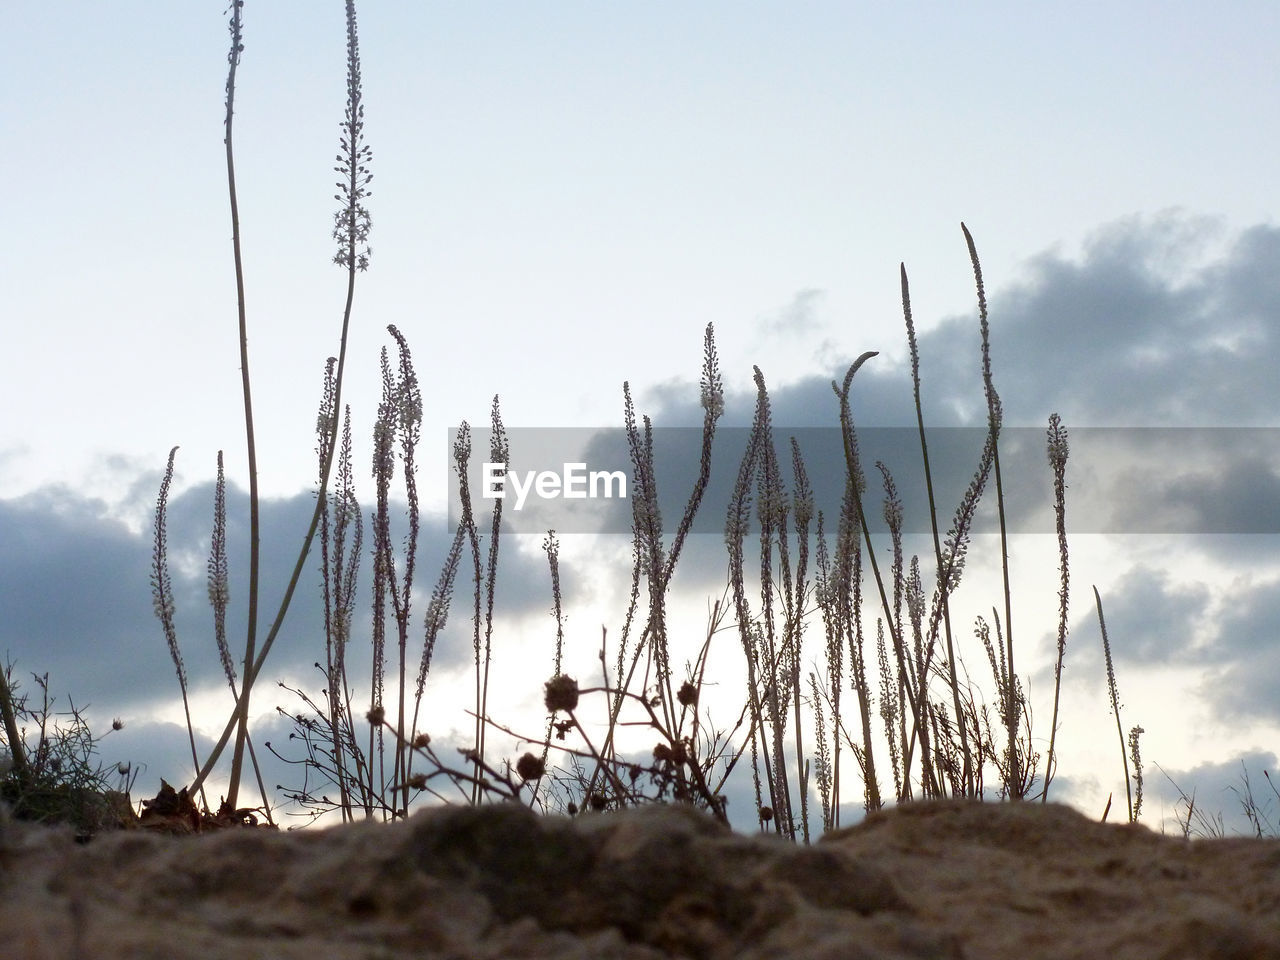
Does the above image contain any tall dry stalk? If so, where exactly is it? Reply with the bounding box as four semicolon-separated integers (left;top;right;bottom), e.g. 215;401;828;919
149;447;209;812
315;364;363;820
833;350;897;805
368;326;423;817
276;328;467;823
961;223;1018;797
220;0;261;811
1095;585;1138;822
588;325;723;808
900;264;973;793
1042;413;1070;800
470;398;508;801
165;0;372;806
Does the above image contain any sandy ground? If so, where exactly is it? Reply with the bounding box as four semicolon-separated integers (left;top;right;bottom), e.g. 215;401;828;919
2;798;1279;959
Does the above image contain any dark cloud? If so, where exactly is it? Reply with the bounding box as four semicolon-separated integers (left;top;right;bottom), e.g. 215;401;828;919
0;486;161;706
0;473;607;813
647;213;1280;431
1197;580;1280;725
1034;567;1280;730
634;214;1280;548
0;476;574;740
1157;455;1280;535
1068;566;1214;670
920;215;1280;429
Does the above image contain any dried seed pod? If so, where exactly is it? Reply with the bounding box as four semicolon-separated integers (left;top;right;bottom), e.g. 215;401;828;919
515;752;546;782
544;674;580;712
677;681;699;707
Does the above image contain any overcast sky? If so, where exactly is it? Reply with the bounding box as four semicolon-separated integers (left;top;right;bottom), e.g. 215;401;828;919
2;1;1279;835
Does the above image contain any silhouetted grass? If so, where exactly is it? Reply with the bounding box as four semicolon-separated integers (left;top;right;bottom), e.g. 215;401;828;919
17;0;1280;848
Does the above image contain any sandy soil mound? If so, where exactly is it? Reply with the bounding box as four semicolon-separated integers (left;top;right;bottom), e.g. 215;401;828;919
3;798;1278;959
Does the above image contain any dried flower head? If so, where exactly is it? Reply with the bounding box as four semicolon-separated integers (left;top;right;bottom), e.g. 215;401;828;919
515;752;546;782
332;0;373;271
366;705;385;725
700;323;724;419
676;680;699;708
544;674;579;713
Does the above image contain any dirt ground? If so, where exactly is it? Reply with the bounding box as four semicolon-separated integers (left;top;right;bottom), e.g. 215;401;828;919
3;797;1278;959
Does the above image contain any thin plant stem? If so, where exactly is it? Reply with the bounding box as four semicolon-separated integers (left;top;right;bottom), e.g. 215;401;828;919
192;0;370;800
0;664;28;781
962;222;1017;799
901;263;973;794
150;446;211;812
1094;585;1134;821
1042;414;1070;801
220;0;261;810
834;349;904;804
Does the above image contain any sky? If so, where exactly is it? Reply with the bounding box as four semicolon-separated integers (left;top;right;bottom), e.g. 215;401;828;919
2;1;1279;836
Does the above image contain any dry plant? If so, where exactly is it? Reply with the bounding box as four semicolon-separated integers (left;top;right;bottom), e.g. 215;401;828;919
148;0;372;817
6;3;1273;851
269;330;472;824
0;666;136;839
1093;585;1144;824
404;230;1132;840
126;0;1178;842
717;228;1050;838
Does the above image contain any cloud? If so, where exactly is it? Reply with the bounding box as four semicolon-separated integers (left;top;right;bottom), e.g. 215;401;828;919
0;486;162;706
634;215;1280;542
1071;565;1215;669
651;214;1280;431
1197;579;1280;725
757;288;825;339
920;214;1280;429
0;473;582;794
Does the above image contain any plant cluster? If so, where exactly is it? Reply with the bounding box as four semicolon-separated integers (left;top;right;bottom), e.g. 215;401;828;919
0;666;136;838
19;0;1278;844
138;0;1159;837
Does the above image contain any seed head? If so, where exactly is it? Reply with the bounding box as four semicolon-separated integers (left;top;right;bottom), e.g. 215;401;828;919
515;752;546;782
676;681;699;708
544;674;580;713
